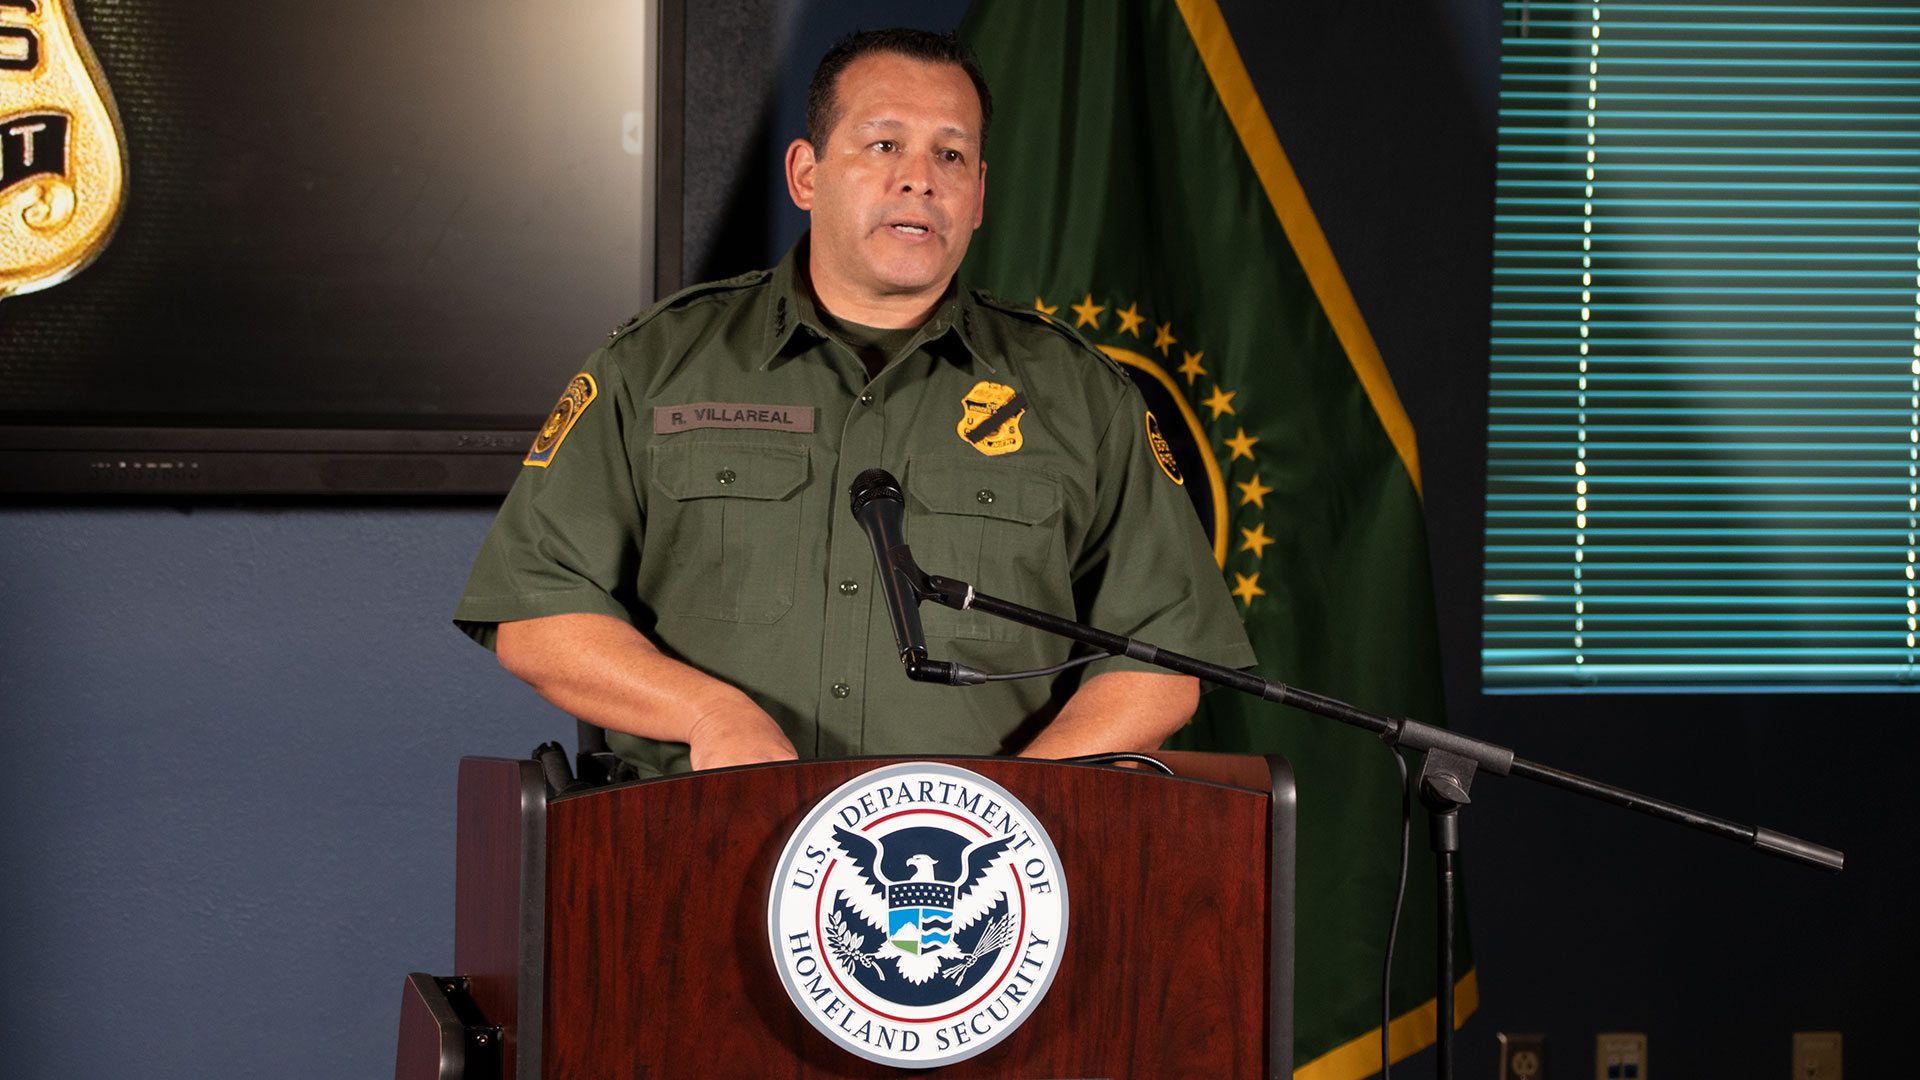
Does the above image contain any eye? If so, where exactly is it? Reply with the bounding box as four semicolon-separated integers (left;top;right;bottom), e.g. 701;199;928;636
873;139;896;152
939;149;964;164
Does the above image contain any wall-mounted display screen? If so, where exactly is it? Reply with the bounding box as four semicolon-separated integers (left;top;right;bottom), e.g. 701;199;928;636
0;0;667;493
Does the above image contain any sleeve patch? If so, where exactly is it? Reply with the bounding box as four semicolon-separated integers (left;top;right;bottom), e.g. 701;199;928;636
1145;410;1184;485
524;373;598;467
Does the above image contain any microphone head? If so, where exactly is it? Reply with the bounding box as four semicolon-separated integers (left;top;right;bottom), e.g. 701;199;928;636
848;467;905;516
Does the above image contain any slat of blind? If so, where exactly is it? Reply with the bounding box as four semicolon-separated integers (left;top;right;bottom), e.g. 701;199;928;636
1484;0;1920;690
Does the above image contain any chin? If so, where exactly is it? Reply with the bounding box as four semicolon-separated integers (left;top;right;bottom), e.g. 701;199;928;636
856;239;955;290
873;257;958;294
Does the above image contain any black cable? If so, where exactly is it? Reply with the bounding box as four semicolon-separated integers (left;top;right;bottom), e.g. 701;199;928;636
975;650;1112;682
1380;745;1412;1080
1062;751;1177;775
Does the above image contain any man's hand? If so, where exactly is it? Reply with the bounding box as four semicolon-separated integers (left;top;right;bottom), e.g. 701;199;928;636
496;612;796;770
1018;669;1201;760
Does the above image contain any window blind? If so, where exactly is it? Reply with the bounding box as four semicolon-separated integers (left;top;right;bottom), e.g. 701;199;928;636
1484;1;1920;690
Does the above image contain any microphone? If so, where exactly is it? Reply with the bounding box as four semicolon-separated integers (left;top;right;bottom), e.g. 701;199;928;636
847;468;985;685
848;468;926;662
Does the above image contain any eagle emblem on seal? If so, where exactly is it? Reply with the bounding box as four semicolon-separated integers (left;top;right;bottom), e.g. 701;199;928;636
825;824;1018;987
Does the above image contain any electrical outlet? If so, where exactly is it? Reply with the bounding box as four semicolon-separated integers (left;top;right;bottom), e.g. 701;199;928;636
1498;1032;1547;1079
1595;1033;1647;1080
1793;1031;1841;1080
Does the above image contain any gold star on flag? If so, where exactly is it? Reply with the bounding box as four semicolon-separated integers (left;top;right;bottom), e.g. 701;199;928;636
1202;385;1236;419
1236;473;1273;508
1034;297;1059;316
1224;427;1259;461
1240;522;1276;558
1231;571;1266;608
1115;301;1145;337
1070;294;1105;329
1152;322;1177;356
1177;350;1207;384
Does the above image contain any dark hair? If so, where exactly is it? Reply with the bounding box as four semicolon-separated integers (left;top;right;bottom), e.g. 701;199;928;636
805;28;993;153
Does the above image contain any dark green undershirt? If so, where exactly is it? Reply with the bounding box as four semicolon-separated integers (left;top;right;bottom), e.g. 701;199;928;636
816;308;921;381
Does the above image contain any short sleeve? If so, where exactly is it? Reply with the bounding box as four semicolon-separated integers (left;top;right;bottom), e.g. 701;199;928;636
453;350;646;649
1074;385;1256;680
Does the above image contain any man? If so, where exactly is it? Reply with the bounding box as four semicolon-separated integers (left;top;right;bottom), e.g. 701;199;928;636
455;29;1252;777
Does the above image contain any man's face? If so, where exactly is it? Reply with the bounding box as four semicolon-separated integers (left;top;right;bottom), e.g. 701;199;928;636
786;52;986;321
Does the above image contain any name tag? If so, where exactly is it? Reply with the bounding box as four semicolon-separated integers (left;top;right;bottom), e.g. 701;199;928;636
654;402;816;434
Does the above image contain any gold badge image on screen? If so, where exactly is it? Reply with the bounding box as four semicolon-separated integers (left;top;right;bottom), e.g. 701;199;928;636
0;0;126;300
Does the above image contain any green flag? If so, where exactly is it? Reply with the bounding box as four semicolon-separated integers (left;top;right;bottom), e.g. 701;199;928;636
958;1;1473;1075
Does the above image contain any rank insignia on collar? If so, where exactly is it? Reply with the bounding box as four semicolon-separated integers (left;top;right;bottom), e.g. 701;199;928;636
524;373;597;467
1145;409;1184;485
0;0;127;301
957;380;1025;457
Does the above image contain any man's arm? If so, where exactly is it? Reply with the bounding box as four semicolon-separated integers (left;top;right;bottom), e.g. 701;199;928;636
494;612;798;771
1016;669;1200;759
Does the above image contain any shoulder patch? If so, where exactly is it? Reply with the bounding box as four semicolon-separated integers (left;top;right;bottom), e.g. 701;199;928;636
606;269;773;348
1145;409;1184;485
524;373;597;467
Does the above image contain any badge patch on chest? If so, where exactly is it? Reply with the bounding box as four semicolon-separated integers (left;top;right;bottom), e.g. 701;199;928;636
524;373;597;467
957;381;1026;457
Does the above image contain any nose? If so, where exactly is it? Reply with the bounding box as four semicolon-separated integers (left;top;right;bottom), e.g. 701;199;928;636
895;156;933;196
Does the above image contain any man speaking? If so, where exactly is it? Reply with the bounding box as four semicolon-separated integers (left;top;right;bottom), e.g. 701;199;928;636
454;29;1253;777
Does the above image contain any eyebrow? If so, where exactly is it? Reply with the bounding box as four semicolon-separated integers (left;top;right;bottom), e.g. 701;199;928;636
852;118;979;144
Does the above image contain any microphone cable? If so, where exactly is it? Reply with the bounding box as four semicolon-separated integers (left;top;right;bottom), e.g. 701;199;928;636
970;649;1112;682
1062;751;1177;776
1379;742;1413;1080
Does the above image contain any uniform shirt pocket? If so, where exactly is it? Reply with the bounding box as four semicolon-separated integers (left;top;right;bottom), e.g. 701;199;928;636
646;439;809;623
906;457;1070;641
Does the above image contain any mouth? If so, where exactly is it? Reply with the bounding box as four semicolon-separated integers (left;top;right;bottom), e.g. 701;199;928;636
888;222;932;237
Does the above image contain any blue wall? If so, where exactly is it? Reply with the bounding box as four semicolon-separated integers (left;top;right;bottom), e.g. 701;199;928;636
0;507;567;1076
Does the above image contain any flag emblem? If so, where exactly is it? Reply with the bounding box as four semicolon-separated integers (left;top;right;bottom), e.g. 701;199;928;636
956;380;1026;456
524;373;596;467
961;1;1467;1073
768;763;1068;1068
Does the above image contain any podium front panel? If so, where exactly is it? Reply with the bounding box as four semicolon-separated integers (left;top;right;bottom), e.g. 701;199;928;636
539;756;1272;1079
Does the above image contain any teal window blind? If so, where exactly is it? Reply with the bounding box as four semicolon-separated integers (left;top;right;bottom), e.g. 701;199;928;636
1484;1;1920;690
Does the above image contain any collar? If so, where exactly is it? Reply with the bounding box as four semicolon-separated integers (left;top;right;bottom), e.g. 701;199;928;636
759;233;997;374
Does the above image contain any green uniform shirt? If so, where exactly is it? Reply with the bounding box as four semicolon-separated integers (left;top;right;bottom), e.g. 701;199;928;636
455;237;1255;777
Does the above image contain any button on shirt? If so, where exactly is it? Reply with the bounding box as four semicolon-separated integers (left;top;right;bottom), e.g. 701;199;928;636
455;237;1255;778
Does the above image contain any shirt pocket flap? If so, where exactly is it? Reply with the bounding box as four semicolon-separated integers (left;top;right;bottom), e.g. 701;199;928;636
652;441;809;501
909;459;1062;525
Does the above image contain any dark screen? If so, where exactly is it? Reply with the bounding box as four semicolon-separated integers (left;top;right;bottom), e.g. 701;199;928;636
0;0;655;428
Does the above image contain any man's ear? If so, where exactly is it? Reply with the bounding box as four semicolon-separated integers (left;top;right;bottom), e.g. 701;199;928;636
785;138;818;211
974;160;987;229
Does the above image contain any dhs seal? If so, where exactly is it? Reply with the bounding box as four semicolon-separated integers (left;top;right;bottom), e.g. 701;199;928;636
768;762;1068;1068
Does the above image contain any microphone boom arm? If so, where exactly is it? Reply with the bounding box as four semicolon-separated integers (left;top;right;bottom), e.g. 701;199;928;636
897;545;1844;874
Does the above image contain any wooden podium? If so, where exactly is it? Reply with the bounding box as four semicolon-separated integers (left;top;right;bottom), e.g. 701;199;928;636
397;752;1295;1079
